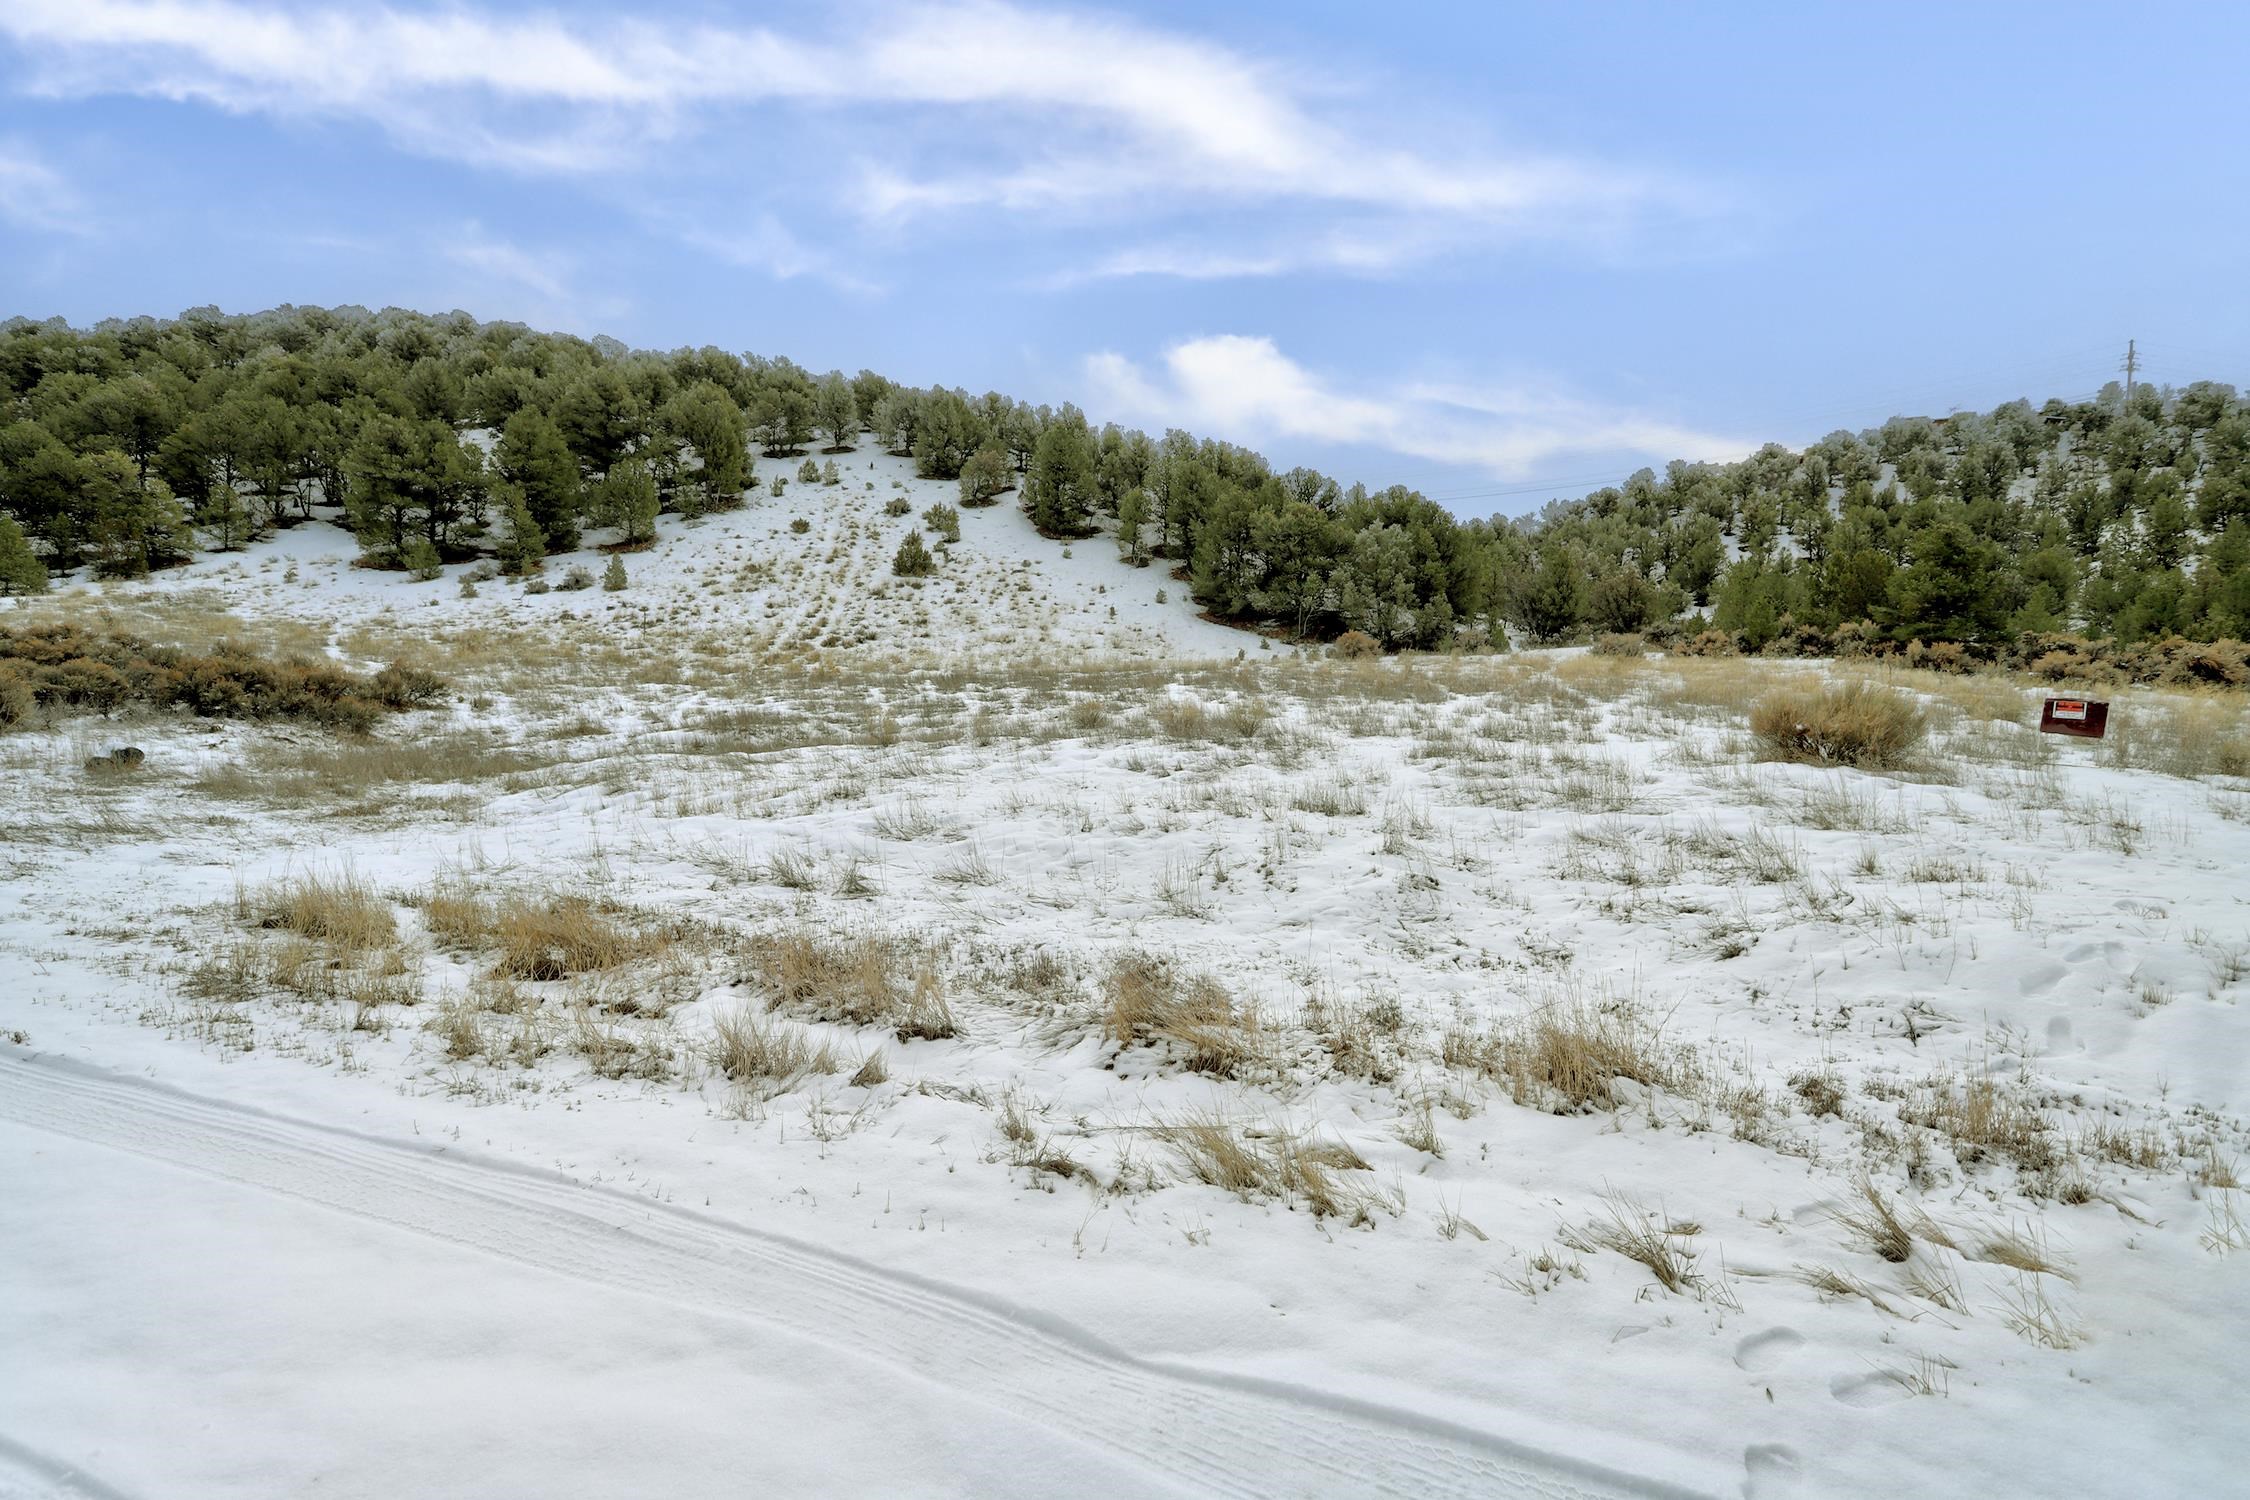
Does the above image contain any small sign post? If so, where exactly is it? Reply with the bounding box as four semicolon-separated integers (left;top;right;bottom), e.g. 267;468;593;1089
2038;697;2109;739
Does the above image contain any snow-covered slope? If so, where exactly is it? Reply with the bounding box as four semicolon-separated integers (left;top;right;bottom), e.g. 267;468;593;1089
96;446;1266;661
3;474;2248;1500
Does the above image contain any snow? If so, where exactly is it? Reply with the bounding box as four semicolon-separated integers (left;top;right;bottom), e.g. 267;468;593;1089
3;460;2248;1499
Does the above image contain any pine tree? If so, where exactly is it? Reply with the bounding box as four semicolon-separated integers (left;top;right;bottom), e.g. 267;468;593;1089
0;514;46;595
495;483;546;575
892;531;937;577
1116;487;1149;565
1023;417;1095;536
602;555;628;592
497;408;583;551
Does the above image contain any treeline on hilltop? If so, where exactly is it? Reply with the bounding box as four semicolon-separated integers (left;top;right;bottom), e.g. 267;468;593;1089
1;305;2246;670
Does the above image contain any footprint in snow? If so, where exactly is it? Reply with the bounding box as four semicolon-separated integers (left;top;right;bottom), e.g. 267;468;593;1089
1734;1327;1806;1374
1829;1370;1914;1408
1742;1443;1803;1499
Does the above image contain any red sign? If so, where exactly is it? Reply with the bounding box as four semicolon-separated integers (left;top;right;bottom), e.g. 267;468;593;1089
2039;698;2109;738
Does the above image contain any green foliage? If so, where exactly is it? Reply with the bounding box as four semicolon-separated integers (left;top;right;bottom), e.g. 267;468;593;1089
496;407;583;550
1024;411;1097;536
891;530;937;577
596;458;659;547
1886;519;2014;643
661;383;749;513
5;306;2246;665
494;483;546;575
958;444;1013;506
1512;545;1587;644
602;554;628;592
1116;486;1149;566
0;513;45;595
922;502;960;543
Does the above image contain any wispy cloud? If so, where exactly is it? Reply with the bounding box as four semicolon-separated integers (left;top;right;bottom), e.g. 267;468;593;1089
0;138;83;232
444;224;572;302
0;0;1739;280
1086;335;1752;481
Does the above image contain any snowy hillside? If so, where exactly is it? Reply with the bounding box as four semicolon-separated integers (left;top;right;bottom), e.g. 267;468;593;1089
3;501;2248;1500
96;446;1268;661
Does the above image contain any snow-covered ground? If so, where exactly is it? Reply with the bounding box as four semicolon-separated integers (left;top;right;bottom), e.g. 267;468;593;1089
3;460;2247;1499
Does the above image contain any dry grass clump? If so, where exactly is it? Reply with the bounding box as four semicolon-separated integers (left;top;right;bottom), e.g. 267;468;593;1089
1157;1111;1387;1224
1830;1179;1940;1263
569;1009;675;1081
709;1007;838;1088
1101;954;1259;1077
1561;1194;1707;1294
745;929;956;1041
246;872;398;951
1150;696;1269;743
1459;991;1688;1113
420;882;675;980
1900;1071;2056;1173
1751;679;1927;769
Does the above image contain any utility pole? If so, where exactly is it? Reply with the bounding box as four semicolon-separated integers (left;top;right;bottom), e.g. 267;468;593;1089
2122;338;2139;402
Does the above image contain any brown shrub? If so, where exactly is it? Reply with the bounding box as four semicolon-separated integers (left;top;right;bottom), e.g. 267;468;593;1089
1750;679;1926;769
1672;628;1739;658
0;623;444;732
1330;630;1382;660
1591;632;1646;658
1101;953;1257;1076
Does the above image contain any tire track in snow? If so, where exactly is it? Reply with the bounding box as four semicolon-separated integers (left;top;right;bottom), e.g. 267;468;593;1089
0;1054;1713;1500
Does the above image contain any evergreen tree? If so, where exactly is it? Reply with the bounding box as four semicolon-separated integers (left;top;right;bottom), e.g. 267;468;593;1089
82;450;192;579
1116;487;1150;566
1885;519;2014;643
958;444;1013;506
602;554;628;592
1512;544;1587;644
661;383;749;512
1253;500;1338;639
0;513;46;594
1336;524;1419;646
599;459;660;547
892;530;937;577
815;373;858;450
497;408;583;550
1023;413;1096;536
494;482;546;575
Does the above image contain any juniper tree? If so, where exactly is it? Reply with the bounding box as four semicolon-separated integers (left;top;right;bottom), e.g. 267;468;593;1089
815;373;858;450
1023;412;1096;536
958;444;1012;506
892;530;937;577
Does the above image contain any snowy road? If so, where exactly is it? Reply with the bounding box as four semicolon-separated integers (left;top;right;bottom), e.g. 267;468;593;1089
0;1055;1706;1500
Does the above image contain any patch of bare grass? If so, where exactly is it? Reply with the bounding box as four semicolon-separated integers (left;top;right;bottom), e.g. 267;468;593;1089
1101;954;1259;1077
1460;990;1689;1113
1751;679;1926;769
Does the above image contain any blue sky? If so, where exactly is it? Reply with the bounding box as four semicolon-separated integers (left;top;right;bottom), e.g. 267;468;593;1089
3;0;2245;514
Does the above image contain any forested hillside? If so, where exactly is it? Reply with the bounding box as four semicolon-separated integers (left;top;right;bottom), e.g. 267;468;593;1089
2;305;2245;664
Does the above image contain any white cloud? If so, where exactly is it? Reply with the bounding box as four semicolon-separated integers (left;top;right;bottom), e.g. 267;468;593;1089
1085;335;1752;482
0;139;82;232
444;225;572;302
0;0;1734;277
